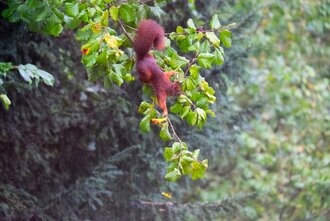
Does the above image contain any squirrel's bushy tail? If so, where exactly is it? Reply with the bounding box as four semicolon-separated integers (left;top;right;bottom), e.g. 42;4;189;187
133;19;165;59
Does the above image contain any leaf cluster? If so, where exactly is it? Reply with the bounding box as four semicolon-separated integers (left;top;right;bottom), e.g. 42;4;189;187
0;62;54;110
164;142;208;182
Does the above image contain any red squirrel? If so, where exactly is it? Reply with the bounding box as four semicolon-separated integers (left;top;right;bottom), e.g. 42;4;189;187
133;19;181;115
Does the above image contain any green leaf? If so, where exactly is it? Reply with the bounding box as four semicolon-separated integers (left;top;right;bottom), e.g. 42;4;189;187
170;102;183;114
36;8;49;22
49;23;63;36
199;41;211;53
187;41;200;51
172;142;182;153
180;106;190;119
220;29;232;48
166;162;178;173
65;2;79;17
196;107;207;120
184;78;195;91
0;62;14;74
110;70;123;86
1;8;14;18
17;64;33;84
96;51;108;65
210;14;221;29
37;70;55;86
205;92;216;103
160;124;172;141
182;156;194;162
196;98;208;109
104;75;112;89
138;101;152;114
16;64;54;86
140;115;151;132
109;6;119;21
164;147;173;162
187;18;196;29
122;73;135;82
189;65;200;79
190;91;202;102
201;159;208;168
119;4;135;23
178;94;188;103
181;163;192;175
197;53;214;68
170;53;189;69
176;26;184;33
82;53;98;67
142;84;153;97
177;37;192;52
64;16;81;29
76;25;92;41
101;10;109;26
191;161;207;180
205;32;220;46
192;149;200;159
52;7;64;21
0;94;11;110
206;109;216;117
165;168;182;182
87;8;96;17
79;9;88;22
186;111;197;126
214;47;224;65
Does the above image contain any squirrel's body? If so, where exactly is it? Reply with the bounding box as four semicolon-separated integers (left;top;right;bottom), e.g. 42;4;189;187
133;20;181;115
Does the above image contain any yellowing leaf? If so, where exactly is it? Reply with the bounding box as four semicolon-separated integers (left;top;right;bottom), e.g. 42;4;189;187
104;33;118;48
81;48;90;55
161;192;172;199
151;118;167;125
91;23;101;33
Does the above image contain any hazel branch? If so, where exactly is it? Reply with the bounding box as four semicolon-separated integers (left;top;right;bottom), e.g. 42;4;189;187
166;115;182;143
118;19;134;43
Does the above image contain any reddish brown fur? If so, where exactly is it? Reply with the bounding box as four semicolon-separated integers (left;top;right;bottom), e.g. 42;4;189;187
133;20;181;115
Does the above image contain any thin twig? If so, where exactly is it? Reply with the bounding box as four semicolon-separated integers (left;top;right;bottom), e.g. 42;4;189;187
166;115;182;143
164;25;235;37
123;23;137;31
184;53;199;76
118;19;134;43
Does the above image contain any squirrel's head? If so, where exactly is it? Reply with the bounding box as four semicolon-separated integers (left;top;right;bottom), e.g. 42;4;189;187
168;82;182;96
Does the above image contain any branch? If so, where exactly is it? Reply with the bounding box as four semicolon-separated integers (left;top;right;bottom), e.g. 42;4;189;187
166;115;182;143
118;19;134;43
164;25;235;37
184;53;199;76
